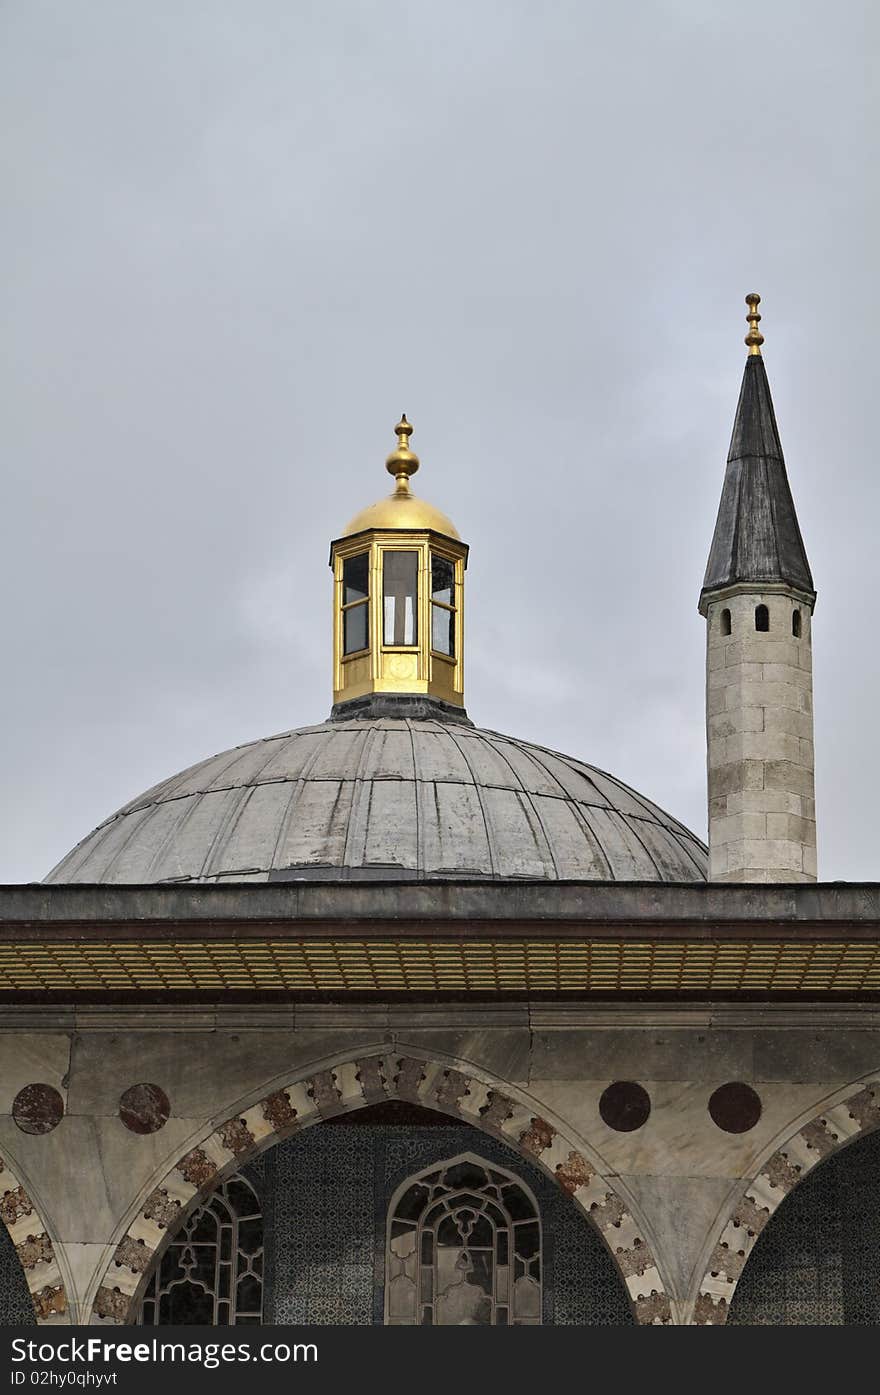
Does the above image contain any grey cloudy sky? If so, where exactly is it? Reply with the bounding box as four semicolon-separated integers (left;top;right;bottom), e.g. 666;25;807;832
2;0;877;883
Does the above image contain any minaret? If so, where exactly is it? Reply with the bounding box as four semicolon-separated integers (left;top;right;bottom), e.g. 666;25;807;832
699;296;817;882
328;416;470;722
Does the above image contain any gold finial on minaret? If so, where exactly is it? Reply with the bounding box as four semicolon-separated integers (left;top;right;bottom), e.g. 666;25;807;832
385;414;420;496
745;293;764;355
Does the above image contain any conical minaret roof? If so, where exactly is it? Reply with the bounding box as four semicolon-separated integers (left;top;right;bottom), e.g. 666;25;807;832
700;295;814;611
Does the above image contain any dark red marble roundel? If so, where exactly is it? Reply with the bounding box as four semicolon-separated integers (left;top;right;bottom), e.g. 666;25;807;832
119;1083;170;1135
12;1083;65;1135
708;1082;762;1134
599;1081;651;1132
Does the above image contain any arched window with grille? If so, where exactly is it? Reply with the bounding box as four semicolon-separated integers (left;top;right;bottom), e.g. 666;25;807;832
385;1153;541;1325
137;1172;263;1325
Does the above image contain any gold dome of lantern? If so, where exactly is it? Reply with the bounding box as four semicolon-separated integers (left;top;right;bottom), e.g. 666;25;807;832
340;416;461;540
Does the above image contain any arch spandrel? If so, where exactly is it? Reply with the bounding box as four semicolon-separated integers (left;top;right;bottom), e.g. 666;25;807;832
91;1050;673;1325
692;1073;880;1324
0;1149;67;1323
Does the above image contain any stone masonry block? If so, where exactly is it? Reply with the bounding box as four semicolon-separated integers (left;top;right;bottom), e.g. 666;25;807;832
127;1213;167;1250
456;1078;493;1122
6;1213;44;1250
733;868;813;884
709;709;764;739
497;1102;537;1143
708;760;765;797
607;1214;642;1251
761;662;809;687
763;760;815;798
103;1265;140;1299
625;1265;664;1301
240;1102;278;1145
762;706;814;740
727;789;803;816
708;665;737;691
717;661;765;686
576;1175;619;1213
709;845;729;877
283;1081;319;1122
723;731;802;765
333;1060;364;1106
24;1257;63;1295
765;813;815;844
739;639;800;668
738;838;805;873
723;840;806;875
747;1174;786;1212
533;1132;577;1175
721;842;749;873
200;1131;238;1172
818;1105;863;1148
711;812;767;844
735;681;807;712
718;1219;754;1257
778;1132;820;1177
158;1172;196;1208
417;1062;456;1107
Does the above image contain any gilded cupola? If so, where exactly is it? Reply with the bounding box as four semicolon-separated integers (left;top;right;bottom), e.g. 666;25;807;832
329;417;469;721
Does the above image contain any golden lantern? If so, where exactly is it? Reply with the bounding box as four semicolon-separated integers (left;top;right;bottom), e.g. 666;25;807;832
329;417;468;717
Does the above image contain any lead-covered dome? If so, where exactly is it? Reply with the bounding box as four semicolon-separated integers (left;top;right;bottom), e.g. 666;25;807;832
46;719;707;885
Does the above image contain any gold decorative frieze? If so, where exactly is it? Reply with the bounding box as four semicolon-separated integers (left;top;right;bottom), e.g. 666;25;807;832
0;937;878;992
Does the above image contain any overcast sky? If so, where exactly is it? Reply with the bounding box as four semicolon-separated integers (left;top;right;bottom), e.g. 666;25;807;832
2;1;877;883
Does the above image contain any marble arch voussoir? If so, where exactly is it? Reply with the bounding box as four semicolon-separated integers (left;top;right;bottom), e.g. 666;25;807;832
92;1049;672;1326
0;1149;67;1323
693;1073;880;1324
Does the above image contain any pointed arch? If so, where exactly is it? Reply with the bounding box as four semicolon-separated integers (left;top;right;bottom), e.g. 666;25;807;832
0;1150;67;1322
91;1051;672;1325
693;1073;880;1323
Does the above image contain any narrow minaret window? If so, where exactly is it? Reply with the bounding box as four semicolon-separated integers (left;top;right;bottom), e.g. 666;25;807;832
699;295;817;883
329;417;469;721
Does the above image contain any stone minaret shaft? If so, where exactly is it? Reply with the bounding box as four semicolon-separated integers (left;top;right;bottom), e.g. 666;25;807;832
699;297;817;883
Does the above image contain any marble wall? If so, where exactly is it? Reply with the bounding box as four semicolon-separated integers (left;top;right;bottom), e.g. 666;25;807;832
1;1000;879;1325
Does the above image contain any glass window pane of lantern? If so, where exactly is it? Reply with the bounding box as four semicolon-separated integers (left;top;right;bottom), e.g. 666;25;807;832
343;602;368;655
431;604;455;657
431;554;454;606
343;552;369;605
383;551;418;646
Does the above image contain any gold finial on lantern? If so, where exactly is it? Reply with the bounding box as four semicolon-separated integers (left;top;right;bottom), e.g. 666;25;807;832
385;414;420;495
745;293;764;355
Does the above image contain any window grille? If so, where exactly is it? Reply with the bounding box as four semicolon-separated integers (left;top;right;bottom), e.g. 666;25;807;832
137;1173;262;1326
385;1153;541;1325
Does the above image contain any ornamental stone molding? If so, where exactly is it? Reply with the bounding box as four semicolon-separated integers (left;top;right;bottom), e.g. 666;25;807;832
91;1050;672;1325
0;1150;66;1322
693;1073;880;1323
